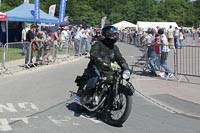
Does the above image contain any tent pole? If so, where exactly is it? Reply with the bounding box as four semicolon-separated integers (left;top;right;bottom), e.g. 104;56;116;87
6;20;8;44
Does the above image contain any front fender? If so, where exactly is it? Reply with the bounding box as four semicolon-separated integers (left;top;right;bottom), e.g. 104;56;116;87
118;82;135;96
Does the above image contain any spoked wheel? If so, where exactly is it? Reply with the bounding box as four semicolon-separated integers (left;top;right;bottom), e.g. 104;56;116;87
105;89;132;126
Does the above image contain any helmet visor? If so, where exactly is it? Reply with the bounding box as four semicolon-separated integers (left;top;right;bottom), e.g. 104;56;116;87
108;32;119;40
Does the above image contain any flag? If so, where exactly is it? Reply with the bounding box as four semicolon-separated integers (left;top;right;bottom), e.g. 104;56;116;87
49;4;56;16
101;16;107;29
34;0;40;22
59;0;67;24
64;16;69;24
24;0;29;3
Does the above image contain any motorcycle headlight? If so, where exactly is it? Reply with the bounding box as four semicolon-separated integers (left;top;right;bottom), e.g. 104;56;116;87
122;70;131;80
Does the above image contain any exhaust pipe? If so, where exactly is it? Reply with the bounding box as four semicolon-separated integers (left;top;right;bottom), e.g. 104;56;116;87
70;92;106;112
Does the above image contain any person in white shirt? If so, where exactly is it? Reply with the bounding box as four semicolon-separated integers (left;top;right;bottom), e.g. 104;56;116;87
174;27;179;49
74;28;82;56
178;29;184;49
21;23;27;55
60;26;68;50
158;28;173;78
167;25;174;48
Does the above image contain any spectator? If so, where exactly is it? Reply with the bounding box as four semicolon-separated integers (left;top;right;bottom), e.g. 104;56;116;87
74;28;82;56
174;27;179;49
153;34;161;72
142;28;154;59
179;29;185;49
158;29;173;78
0;21;6;44
21;23;27;55
198;28;200;40
137;27;143;46
92;28;101;43
149;34;160;75
60;26;68;51
191;25;195;40
51;28;61;62
34;31;44;63
167;25;174;49
142;28;154;74
132;28;137;45
42;27;51;64
85;26;92;53
25;24;36;66
81;28;89;55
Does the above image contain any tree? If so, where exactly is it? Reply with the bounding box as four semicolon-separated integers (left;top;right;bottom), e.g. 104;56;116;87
0;0;199;27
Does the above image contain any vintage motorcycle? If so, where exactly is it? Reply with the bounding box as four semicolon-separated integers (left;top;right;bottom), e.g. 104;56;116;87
70;65;135;126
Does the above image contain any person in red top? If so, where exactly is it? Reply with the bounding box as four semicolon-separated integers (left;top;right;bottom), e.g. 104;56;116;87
148;33;161;76
153;33;161;71
154;34;161;55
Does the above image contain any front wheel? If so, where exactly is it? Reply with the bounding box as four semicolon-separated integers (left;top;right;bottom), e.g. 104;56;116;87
105;88;132;126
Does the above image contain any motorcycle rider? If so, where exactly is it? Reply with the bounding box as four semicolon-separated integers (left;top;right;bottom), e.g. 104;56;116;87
80;25;130;104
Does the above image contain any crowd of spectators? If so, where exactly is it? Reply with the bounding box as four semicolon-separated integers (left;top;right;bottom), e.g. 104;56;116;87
118;25;194;78
19;23;102;67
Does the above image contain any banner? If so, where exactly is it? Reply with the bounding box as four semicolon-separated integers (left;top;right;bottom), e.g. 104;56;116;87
34;0;40;22
101;16;107;29
49;4;56;16
0;13;8;21
59;0;67;24
24;0;29;3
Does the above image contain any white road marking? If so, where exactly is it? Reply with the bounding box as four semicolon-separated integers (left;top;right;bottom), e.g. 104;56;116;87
18;102;39;111
10;117;30;124
80;115;102;124
0;119;12;131
47;116;72;126
72;122;80;126
0;103;17;113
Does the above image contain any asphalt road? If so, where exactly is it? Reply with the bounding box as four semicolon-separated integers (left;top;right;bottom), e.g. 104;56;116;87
0;42;200;133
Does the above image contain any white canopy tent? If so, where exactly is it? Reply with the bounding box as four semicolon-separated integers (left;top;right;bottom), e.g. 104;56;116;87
112;21;137;30
137;21;178;31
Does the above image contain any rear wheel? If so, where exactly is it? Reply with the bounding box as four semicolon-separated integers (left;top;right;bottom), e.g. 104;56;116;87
105;88;132;126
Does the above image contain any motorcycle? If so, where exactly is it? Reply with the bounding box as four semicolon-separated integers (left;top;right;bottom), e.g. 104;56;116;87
70;65;135;126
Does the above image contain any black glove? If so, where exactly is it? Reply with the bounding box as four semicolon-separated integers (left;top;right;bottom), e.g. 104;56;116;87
102;62;112;71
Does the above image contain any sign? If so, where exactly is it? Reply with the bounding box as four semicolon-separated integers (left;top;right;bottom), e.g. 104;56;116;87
0;13;8;21
34;0;40;22
59;0;67;24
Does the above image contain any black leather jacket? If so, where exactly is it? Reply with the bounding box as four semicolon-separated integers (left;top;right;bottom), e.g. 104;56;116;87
88;40;129;71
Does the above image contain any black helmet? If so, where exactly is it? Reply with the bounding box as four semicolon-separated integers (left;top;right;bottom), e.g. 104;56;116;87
147;28;153;34
102;26;119;43
158;28;164;35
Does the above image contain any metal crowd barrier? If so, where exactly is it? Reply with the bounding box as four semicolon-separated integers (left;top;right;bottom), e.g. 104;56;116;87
2;42;30;72
140;43;200;82
52;39;75;63
184;34;200;45
0;40;76;75
176;45;200;77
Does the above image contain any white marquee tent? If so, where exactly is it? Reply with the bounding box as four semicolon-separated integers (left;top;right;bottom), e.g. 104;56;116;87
112;21;137;30
137;21;178;30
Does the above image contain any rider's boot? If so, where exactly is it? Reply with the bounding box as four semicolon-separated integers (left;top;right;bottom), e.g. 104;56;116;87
80;88;94;105
77;87;84;97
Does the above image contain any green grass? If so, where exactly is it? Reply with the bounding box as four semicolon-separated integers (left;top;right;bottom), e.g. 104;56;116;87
0;46;75;63
2;48;25;62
